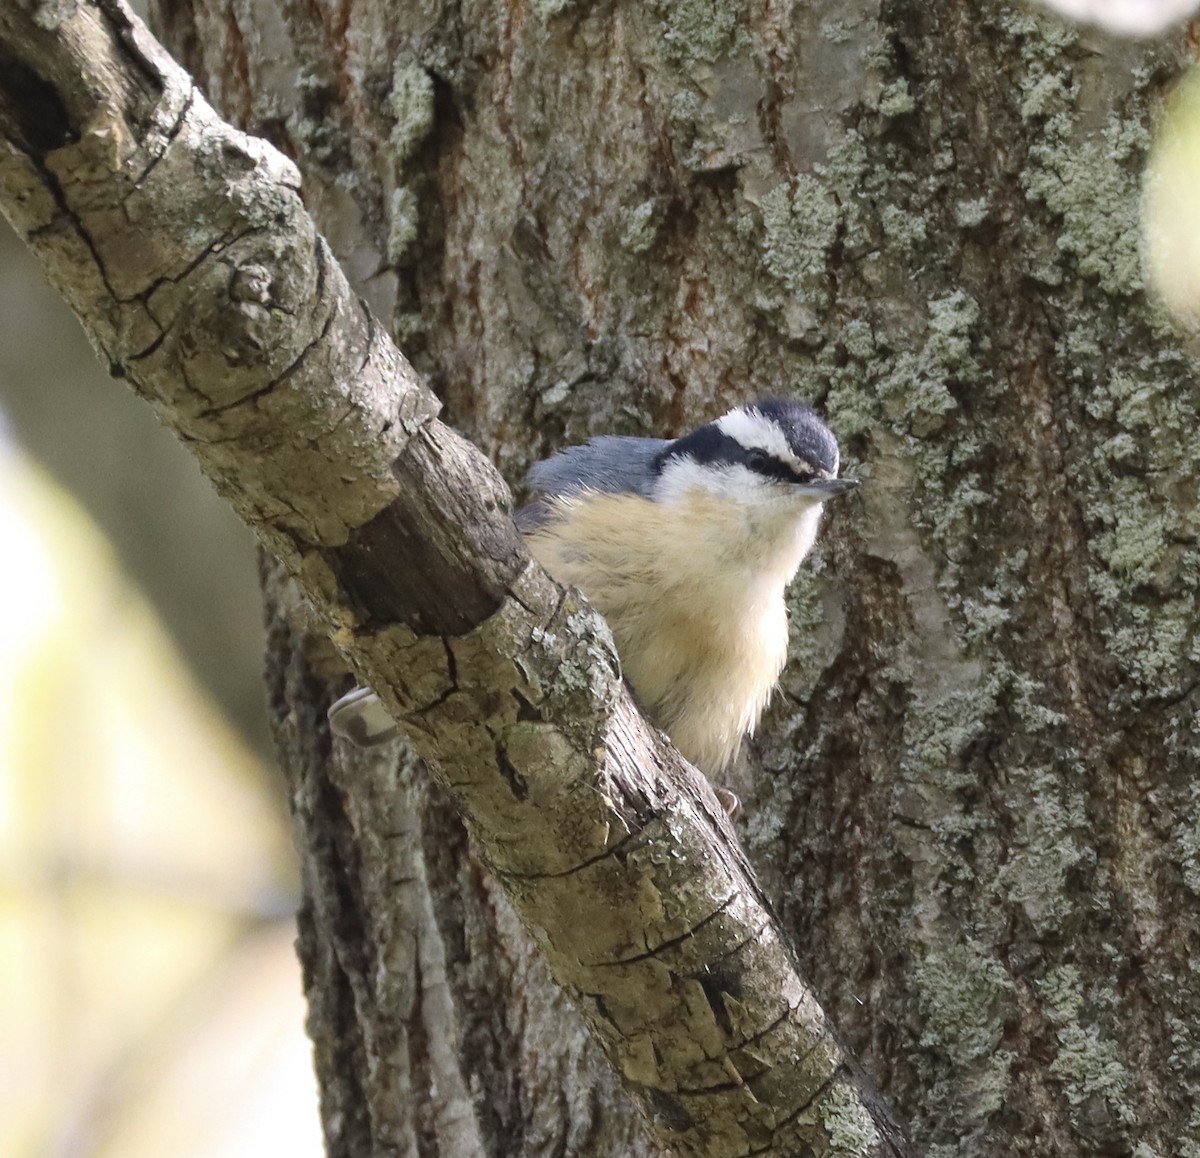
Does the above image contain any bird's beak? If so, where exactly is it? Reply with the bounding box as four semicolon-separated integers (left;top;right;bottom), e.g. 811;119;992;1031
798;477;859;499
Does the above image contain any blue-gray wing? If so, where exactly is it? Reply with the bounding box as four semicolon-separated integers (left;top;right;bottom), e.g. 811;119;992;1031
516;435;670;531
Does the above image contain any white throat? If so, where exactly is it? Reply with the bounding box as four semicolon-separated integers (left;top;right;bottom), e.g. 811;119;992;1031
652;457;826;590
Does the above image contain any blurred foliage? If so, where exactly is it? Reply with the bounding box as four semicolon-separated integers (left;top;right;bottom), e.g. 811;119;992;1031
1144;62;1200;328
0;446;319;1158
0;223;269;758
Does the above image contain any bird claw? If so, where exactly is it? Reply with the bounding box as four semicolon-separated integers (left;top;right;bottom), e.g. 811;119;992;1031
715;788;743;821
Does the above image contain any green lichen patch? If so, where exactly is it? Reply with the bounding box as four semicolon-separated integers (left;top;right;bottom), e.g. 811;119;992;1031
875;291;985;440
759;179;841;295
996;766;1093;932
619;199;660;254
750;178;841;340
877;78;915;119
532;0;577;18
1050;1021;1135;1126
650;0;748;70
389;58;436;165
879;203;927;251
387;186;420;261
910;692;986;769
1039;964;1085;1023
779;557;847;703
910;941;1015;1120
1024;117;1147;297
954;197;989;229
1175;786;1200;896
820;1081;881;1154
912;940;1011;1064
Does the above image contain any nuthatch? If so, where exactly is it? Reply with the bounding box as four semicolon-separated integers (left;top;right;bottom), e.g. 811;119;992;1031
329;399;857;787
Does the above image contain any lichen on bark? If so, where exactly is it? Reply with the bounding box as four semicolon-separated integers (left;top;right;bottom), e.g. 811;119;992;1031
171;0;1200;1149
9;0;1200;1153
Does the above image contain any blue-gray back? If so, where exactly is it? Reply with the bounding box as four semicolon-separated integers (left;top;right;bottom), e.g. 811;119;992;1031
516;435;670;531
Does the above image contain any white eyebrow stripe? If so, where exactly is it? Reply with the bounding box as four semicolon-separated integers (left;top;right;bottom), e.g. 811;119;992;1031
716;407;797;464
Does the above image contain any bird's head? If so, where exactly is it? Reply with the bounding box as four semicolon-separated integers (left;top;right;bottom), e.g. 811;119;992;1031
652;398;858;511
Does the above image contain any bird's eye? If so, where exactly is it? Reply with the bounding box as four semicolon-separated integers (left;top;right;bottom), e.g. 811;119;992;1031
745;448;770;471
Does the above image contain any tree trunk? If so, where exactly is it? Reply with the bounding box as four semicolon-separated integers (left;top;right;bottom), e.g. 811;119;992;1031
147;0;1200;1154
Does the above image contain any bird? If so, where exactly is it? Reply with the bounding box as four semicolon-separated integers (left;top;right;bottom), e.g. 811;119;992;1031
328;398;857;789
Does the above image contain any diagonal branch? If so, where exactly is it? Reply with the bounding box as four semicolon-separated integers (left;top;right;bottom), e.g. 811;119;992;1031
0;2;908;1154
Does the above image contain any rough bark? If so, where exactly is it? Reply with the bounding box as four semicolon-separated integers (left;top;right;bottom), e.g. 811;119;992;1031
7;0;1200;1154
0;3;906;1156
147;0;1200;1156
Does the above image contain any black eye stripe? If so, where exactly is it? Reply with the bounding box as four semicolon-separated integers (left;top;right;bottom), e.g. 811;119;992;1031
743;449;814;485
658;423;823;485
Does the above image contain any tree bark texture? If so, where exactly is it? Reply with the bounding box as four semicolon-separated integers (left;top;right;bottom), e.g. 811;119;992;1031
162;2;1200;1155
8;0;1200;1155
0;3;905;1157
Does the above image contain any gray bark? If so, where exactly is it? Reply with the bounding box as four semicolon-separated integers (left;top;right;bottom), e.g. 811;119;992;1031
170;1;1199;1155
0;2;904;1156
5;0;1200;1155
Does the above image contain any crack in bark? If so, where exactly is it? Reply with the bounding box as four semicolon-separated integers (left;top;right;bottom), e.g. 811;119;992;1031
495;743;530;801
185;234;334;420
587;892;739;968
123;84;194;192
1144;675;1200;710
507;559;549;618
125;221;269;369
0;5;914;1154
699;918;773;971
356;300;376;374
166;229;336;420
726;1001;797;1055
95;0;166;90
494;825;651;882
744;1068;844;1157
132;221;262;309
11;135;123;303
